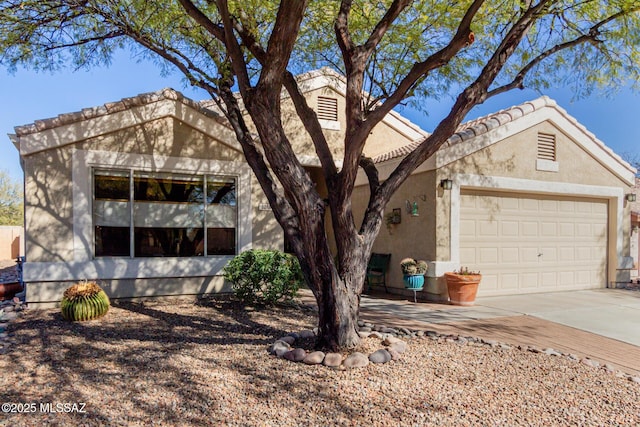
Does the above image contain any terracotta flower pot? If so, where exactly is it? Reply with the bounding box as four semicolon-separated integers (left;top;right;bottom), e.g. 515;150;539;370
445;273;481;306
0;282;23;301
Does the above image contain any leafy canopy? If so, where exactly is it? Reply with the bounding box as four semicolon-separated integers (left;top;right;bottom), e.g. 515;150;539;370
0;170;23;226
1;1;639;112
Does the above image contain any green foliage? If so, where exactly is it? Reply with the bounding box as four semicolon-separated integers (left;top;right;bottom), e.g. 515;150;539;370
60;281;110;322
0;170;23;226
223;249;303;305
400;258;428;275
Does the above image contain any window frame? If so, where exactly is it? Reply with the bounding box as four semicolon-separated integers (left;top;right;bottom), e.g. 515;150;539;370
71;149;253;281
93;168;239;259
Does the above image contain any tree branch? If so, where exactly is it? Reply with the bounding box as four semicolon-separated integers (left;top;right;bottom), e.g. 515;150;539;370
370;0;553;235
489;4;640;98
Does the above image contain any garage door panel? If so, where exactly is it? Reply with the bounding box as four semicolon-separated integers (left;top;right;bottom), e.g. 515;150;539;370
540;222;557;236
501;221;519;236
501;247;519;263
460;191;607;297
559;223;575;236
479;220;498;236
500;273;519;289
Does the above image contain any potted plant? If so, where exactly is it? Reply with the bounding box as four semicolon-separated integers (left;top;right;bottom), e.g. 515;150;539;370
401;258;427;290
445;267;481;306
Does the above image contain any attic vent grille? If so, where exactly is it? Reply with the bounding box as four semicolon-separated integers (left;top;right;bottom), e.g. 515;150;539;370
317;96;338;121
537;132;556;161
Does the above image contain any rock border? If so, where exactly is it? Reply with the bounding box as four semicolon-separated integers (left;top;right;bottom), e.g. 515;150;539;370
0;297;26;355
269;320;640;384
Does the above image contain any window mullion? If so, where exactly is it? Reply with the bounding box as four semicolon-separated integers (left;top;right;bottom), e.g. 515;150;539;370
129;169;134;259
204;175;208;257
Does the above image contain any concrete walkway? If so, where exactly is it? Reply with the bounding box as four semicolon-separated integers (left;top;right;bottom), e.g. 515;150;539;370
298;288;640;376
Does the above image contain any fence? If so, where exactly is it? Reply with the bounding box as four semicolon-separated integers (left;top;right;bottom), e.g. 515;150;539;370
0;226;24;260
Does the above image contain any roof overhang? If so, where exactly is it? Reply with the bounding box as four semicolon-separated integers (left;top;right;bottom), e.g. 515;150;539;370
13;89;242;157
365;97;636;186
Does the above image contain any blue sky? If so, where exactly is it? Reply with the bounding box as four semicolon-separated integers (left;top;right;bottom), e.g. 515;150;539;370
1;50;639;182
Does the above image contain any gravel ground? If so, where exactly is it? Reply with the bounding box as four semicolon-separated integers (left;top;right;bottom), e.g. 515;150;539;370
1;297;639;426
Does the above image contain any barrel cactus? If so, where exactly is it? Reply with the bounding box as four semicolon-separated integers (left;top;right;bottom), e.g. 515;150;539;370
60;281;110;321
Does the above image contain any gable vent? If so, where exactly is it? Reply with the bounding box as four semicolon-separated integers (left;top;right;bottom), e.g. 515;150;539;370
317;96;338;121
537;132;556;161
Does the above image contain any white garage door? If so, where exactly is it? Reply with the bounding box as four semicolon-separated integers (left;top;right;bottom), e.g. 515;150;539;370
460;190;608;297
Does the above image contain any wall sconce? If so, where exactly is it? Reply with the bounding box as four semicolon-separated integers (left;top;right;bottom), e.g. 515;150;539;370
390;208;402;224
406;200;419;216
626;193;637;202
440;179;453;190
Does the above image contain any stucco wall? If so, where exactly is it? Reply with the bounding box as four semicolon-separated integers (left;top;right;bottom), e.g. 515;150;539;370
353;170;438;291
21;115;288;303
354;119;633;297
275;86;418;163
23;144;75;262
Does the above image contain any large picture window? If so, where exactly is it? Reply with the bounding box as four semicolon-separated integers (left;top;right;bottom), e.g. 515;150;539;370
93;169;236;257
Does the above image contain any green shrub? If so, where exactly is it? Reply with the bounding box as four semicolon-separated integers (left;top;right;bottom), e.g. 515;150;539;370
223;249;304;305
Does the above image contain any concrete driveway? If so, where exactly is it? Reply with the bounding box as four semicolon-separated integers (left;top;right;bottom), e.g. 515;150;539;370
476;289;640;347
359;288;640;346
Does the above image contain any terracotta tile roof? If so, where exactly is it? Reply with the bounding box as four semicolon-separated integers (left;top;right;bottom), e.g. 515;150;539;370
371;96;630;166
13;88;224;137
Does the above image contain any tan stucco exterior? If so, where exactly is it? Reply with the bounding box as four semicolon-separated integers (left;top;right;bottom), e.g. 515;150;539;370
12;72;635;304
357;109;635;300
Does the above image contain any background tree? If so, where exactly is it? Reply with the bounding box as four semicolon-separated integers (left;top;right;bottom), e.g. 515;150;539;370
0;170;23;226
1;0;639;350
621;152;640;177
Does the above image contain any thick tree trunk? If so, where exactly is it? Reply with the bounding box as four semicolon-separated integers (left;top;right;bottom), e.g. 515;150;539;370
315;273;361;350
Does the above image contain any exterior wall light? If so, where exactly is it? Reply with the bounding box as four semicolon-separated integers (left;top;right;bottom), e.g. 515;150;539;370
626;193;637;202
440;179;453;190
406;200;419;216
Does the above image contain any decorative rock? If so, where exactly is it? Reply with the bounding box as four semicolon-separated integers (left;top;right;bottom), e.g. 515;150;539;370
388;341;407;354
369;332;384;339
358;331;371;338
399;327;411;335
357;320;365;327
387;348;402;360
298;329;315;339
581;358;600;368
528;346;542;354
269;341;291;357
567;354;580;361
284;348;307;362
426;330;438;337
499;344;512;350
303;351;325;365
456;337;468;346
369;349;392;364
383;336;401;345
629;376;640;384
380;327;398;334
1;312;17;321
363;322;374;328
343;352;369;368
279;336;296;345
543;348;562;357
323;353;343;368
416;330;425;337
358;326;372;333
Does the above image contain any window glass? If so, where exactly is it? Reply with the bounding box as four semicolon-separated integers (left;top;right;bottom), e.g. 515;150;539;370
94;170;237;258
134;172;204;203
94;170;131;257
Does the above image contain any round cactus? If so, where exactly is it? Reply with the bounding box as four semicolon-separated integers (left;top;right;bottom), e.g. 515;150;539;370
60;281;110;321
